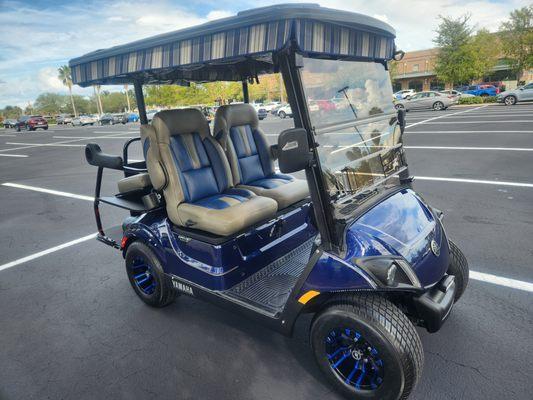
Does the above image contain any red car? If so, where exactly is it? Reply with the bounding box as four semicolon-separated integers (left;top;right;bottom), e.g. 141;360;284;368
15;115;48;132
315;99;336;111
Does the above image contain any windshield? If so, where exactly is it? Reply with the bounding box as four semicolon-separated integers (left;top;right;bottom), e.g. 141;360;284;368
300;57;405;213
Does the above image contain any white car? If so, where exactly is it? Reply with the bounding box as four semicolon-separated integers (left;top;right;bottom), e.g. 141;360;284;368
71;114;98;126
147;110;161;122
261;102;281;112
277;104;292;118
393;89;416;100
439;90;474;98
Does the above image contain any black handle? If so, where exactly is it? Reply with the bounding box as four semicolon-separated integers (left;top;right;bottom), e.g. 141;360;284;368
85;143;123;170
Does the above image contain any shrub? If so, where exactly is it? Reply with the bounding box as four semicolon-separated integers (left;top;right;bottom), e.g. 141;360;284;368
458;96;483;104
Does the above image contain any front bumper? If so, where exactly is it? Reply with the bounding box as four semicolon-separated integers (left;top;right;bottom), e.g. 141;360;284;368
413;275;455;333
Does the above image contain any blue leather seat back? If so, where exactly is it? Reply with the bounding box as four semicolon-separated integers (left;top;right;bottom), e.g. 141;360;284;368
230;124;275;185
169;132;229;203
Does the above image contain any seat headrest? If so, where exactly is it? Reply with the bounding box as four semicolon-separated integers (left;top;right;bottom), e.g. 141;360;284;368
152;108;210;140
214;104;259;137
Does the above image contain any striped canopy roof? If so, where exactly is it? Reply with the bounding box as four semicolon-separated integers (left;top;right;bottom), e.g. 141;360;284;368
69;4;396;87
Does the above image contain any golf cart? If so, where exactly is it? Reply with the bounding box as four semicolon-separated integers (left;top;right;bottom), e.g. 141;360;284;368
71;4;469;399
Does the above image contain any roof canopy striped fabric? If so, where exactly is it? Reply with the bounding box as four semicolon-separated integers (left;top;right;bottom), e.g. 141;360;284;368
69;4;396;87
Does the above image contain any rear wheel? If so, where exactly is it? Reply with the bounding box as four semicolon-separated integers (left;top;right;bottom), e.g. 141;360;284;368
311;294;423;400
447;241;469;302
395;104;405;110
125;241;177;307
504;95;517;105
279;111;286;119
432;101;444;111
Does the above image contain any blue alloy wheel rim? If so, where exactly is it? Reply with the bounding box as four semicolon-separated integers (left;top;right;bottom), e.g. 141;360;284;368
131;256;157;295
325;328;384;390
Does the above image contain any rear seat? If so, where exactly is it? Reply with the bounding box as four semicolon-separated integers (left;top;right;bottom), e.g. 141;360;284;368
141;109;277;236
214;104;309;209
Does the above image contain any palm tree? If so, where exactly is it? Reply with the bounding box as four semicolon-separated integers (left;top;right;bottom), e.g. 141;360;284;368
58;65;77;117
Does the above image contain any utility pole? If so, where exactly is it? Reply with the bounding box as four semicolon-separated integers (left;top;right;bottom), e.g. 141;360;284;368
125;84;131;112
279;73;284;103
93;86;102;115
96;85;103;115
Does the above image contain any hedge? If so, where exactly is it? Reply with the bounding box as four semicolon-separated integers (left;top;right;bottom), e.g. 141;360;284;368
458;96;497;105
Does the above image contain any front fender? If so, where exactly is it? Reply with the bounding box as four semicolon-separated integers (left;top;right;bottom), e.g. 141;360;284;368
122;222;168;265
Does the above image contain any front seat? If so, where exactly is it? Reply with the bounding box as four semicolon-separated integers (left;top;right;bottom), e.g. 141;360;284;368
214;104;309;209
140;109;277;236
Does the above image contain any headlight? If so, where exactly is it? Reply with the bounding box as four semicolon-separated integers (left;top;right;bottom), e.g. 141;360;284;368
355;257;421;288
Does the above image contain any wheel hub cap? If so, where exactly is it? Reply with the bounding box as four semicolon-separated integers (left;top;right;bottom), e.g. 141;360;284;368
325;328;384;390
131;256;157;295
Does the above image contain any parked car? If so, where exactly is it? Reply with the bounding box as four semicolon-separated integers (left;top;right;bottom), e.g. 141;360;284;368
439;89;474;98
461;84;499;97
257;108;268;120
72;114;98;126
262;101;281;112
15;115;48;131
497;82;533;105
147;110;160;122
100;113;127;125
3;118;17;128
56;114;74;125
277;104;292;118
395;91;454;111
128;113;139;122
393;89;416;100
270;103;285;115
315;99;336;111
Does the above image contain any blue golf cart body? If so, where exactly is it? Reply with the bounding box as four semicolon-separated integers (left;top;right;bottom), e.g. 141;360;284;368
72;4;467;398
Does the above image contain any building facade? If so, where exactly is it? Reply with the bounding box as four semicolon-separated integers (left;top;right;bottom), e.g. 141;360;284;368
392;48;533;92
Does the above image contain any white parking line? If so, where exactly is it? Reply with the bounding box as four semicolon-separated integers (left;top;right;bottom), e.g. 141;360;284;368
405;146;533;151
470;271;533;292
406;130;533;134
53;136;136;139
0;233;97;272
416;176;533;188
419;120;533;124
0;154;28;158
405;105;489;129
6;142;86;147
0;134;16;137
2;183;94;201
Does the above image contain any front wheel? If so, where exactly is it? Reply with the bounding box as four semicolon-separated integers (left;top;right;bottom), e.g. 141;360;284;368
394;104;405;110
504;95;517;106
278;111;286;119
311;294;423;400
125;241;177;307
433;101;444;111
447;241;469;302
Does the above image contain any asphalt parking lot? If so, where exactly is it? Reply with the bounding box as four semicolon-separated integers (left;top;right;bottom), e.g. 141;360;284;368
1;103;532;400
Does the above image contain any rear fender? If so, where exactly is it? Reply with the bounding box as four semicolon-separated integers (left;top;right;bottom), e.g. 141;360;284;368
122;222;167;265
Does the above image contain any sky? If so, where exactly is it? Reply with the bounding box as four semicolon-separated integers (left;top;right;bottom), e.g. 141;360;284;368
0;0;528;108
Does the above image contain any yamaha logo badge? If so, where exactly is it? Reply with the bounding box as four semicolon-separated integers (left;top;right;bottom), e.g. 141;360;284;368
430;240;440;257
172;279;194;296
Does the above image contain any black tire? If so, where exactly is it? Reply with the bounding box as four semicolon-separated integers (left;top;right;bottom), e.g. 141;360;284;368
480;93;489;97
311;293;423;400
125;241;177;307
43;127;48;130
278;111;286;119
16;125;20;132
395;104;405;110
447;241;469;302
432;101;444;111
503;95;517;106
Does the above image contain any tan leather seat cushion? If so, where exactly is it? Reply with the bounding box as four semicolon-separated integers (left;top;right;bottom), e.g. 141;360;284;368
176;195;277;236
239;179;309;210
117;173;152;194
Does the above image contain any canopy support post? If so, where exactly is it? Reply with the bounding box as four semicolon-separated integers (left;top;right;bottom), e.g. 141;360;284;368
242;80;249;103
133;81;147;125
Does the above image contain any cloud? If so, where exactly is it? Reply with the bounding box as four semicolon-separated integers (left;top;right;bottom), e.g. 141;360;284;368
206;10;234;20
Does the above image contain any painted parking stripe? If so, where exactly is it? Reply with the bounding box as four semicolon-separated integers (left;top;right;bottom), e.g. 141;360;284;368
405;105;489;129
406;130;533;134
53;135;136;139
0;153;28;158
6;142;86;147
2;183;94;201
0;233;96;272
470;271;533;292
404;146;533;151
416;176;533;188
417;120;533;124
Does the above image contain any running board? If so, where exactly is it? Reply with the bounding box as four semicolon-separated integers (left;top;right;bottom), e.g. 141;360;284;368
224;237;315;316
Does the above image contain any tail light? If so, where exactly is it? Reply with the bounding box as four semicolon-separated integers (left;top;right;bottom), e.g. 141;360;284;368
496;88;500;94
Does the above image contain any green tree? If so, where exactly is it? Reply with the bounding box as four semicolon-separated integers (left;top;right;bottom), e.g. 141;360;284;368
57;65;78;117
34;93;67;115
0;105;24;119
433;15;474;87
499;6;533;81
464;29;501;82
